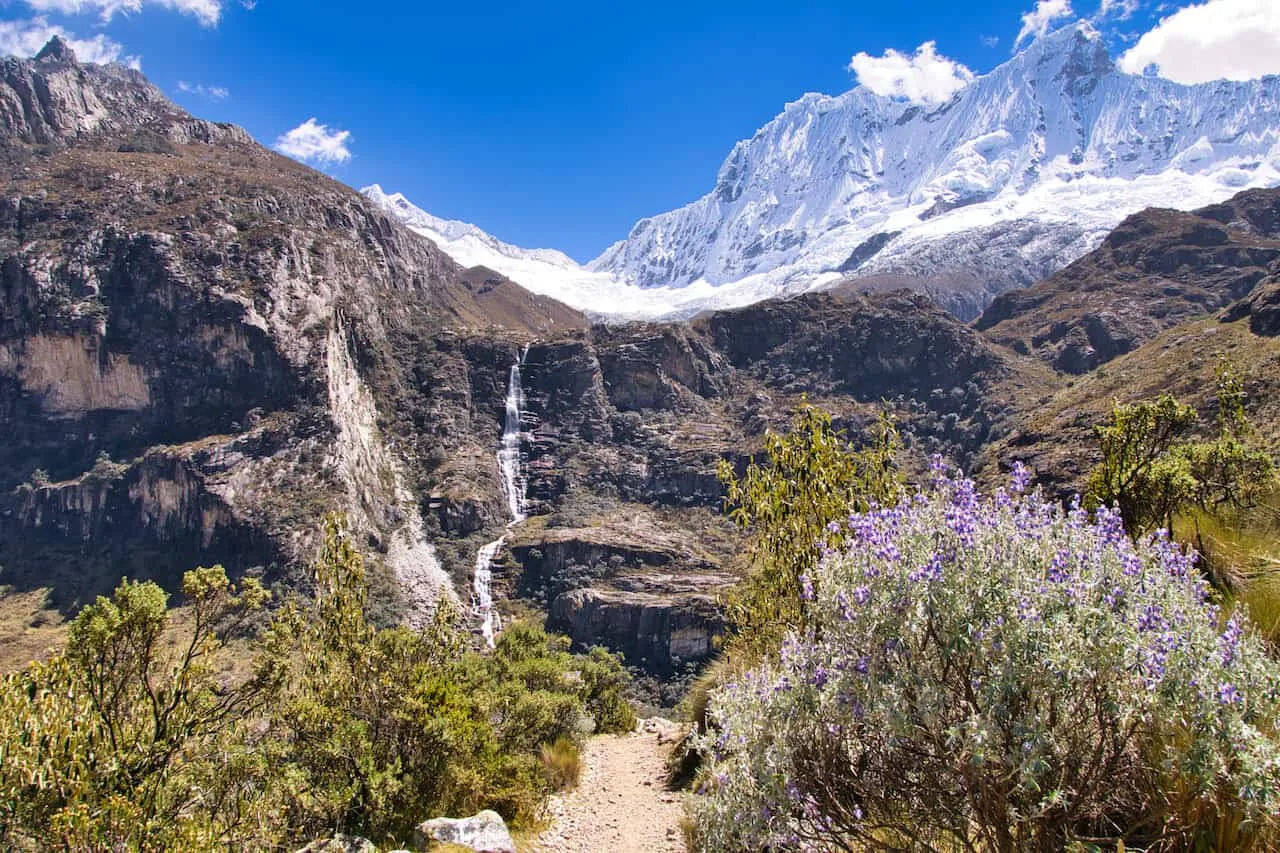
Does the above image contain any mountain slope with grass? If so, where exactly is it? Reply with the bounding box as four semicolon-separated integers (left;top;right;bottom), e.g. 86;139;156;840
976;187;1280;373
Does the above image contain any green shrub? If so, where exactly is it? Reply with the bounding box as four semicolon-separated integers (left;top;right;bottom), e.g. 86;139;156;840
1087;363;1276;539
0;515;636;849
0;566;283;851
716;404;900;656
270;518;635;843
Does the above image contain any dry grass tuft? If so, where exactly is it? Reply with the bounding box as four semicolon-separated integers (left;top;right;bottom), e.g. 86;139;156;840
539;736;582;792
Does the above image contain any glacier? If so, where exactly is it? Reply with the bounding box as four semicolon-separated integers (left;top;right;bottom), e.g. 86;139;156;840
369;22;1280;321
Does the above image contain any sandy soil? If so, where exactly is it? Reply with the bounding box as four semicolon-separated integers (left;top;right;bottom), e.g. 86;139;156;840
531;719;688;852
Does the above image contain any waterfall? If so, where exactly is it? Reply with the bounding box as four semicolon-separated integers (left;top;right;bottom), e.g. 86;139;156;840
472;537;504;647
497;351;529;523
473;346;529;647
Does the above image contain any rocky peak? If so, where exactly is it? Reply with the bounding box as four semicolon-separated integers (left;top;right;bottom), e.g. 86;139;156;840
1027;23;1112;79
0;45;250;148
34;37;77;65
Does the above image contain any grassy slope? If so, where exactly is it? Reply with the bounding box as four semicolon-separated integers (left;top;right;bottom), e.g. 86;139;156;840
989;316;1280;494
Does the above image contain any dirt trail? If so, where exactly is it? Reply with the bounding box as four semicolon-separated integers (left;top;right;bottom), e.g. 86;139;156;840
531;719;688;852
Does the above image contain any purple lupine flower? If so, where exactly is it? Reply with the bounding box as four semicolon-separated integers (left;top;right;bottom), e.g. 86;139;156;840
1048;549;1071;583
1010;461;1032;494
1137;604;1166;633
874;542;901;563
909;552;945;583
1220;616;1243;668
853;585;870;606
1218;682;1242;705
1121;552;1142;577
1094;504;1126;544
1017;597;1039;622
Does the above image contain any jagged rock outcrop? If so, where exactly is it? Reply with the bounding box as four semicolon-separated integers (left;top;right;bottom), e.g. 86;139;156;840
1;37;250;149
593;323;730;412
700;289;1010;400
977;187;1280;373
549;587;725;676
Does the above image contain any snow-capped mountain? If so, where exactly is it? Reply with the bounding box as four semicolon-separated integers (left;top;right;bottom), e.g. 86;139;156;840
589;22;1280;318
362;185;751;319
363;184;581;272
372;22;1280;320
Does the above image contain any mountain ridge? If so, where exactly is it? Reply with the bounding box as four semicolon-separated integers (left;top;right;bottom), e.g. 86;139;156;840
372;23;1280;321
590;22;1280;308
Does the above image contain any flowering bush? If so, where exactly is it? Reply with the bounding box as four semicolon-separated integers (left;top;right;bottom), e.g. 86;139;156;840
691;462;1280;852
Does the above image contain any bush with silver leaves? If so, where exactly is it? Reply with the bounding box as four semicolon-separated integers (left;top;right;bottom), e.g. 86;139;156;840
691;461;1280;852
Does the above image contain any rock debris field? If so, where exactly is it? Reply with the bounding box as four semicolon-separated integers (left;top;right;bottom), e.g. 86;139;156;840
532;718;687;852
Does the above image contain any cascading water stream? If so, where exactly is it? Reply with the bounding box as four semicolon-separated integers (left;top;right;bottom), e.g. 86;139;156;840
473;346;530;647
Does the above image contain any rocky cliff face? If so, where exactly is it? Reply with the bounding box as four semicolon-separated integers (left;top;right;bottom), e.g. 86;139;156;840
0;42;579;619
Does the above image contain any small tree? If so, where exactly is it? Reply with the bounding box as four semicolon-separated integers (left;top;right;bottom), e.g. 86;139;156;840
0;567;282;851
717;404;900;655
1085;394;1198;535
1087;362;1275;538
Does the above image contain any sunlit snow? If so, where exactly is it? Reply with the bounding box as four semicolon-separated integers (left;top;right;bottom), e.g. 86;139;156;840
366;23;1280;322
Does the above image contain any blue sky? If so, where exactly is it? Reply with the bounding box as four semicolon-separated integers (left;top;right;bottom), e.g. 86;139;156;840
2;0;1278;261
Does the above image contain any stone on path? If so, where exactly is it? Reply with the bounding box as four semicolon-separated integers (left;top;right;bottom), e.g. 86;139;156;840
414;809;516;853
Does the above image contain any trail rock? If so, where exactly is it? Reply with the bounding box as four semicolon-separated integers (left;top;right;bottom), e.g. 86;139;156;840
414;809;515;853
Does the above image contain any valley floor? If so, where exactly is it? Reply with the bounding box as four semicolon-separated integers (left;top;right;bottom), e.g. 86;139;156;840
532;719;687;852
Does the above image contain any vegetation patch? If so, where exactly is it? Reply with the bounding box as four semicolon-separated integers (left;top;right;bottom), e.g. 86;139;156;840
0;516;634;851
691;464;1280;851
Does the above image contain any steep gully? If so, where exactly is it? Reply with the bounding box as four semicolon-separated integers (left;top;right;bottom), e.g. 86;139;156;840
472;347;530;646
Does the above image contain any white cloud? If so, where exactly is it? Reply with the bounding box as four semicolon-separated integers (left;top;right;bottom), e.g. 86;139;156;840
22;0;223;28
1118;0;1280;84
1097;0;1141;19
1015;0;1074;48
274;118;352;166
177;80;229;99
0;16;140;68
849;41;975;106
981;34;1001;47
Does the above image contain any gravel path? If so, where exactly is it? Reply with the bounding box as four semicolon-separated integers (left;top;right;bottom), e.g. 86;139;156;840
531;719;688;852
